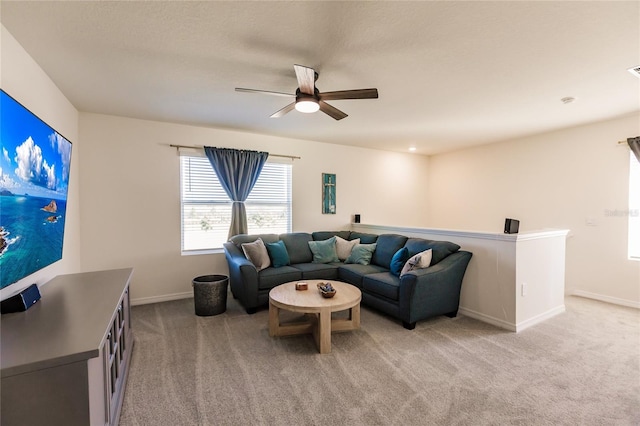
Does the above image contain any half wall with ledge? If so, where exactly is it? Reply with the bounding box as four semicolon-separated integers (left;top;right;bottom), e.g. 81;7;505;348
351;223;570;332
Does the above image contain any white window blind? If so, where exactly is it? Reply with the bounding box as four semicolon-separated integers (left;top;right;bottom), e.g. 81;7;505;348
628;152;640;260
180;155;292;252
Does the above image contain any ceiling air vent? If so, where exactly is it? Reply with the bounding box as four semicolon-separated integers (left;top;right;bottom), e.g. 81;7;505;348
628;66;640;78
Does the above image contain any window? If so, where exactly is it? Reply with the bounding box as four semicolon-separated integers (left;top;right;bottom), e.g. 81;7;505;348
629;152;640;259
180;155;292;253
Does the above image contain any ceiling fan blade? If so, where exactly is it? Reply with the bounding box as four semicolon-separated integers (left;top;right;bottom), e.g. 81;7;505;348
235;88;294;97
319;101;348;121
319;88;379;101
294;64;316;95
270;102;296;118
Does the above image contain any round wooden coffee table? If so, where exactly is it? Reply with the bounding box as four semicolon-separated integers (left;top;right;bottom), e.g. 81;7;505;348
268;280;361;354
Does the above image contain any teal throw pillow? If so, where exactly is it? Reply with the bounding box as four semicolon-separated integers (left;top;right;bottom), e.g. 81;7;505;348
345;243;377;265
265;240;291;268
308;236;339;263
390;247;409;276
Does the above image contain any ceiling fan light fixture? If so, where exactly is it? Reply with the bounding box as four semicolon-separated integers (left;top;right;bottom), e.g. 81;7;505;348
238;65;377;120
295;99;319;113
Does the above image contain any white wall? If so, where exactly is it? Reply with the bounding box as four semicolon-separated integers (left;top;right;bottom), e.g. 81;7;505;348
0;25;82;299
78;113;430;304
428;114;640;307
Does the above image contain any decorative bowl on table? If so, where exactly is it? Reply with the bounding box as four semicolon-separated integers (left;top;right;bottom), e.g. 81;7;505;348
317;282;336;298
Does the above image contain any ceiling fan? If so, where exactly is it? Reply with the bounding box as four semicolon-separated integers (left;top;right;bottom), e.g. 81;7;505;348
235;64;378;120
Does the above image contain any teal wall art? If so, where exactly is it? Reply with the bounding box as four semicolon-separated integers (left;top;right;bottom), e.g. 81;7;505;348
322;173;336;214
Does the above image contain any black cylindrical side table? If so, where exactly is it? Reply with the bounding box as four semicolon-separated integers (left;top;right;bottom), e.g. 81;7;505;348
192;275;228;316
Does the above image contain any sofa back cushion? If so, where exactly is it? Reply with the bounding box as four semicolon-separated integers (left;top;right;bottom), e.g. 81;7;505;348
230;233;279;248
404;238;461;265
279;233;314;264
349;232;378;244
371;234;408;269
312;231;350;241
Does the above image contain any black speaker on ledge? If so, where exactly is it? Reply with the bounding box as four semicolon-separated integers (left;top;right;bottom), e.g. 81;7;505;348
504;218;520;234
354;214;361;223
1;283;41;314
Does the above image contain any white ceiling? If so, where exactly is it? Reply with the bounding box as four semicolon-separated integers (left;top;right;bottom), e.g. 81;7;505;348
1;1;638;155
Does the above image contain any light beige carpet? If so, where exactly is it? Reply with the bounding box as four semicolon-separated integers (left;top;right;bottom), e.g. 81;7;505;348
119;295;640;425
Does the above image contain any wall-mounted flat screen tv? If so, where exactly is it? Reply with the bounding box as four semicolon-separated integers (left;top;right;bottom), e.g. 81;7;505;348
0;90;73;290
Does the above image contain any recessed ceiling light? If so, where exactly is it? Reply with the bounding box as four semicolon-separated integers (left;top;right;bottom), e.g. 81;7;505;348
561;96;576;104
628;66;640;78
409;147;416;152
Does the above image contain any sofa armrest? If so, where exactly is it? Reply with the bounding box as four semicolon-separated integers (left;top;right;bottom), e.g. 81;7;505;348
398;251;472;323
223;242;260;309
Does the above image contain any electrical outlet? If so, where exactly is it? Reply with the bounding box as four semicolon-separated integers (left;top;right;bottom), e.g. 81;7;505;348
521;283;527;297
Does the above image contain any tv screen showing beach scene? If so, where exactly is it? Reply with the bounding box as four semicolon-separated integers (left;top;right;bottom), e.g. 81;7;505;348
0;90;73;289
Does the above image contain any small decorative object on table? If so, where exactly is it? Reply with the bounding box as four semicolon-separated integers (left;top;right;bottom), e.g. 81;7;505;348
295;282;308;291
317;282;336;298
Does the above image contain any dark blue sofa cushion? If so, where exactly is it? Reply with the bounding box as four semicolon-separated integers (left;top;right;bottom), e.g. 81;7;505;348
291;263;339;280
338;263;387;288
279;233;313;264
258;266;301;290
371;234;408;269
363;272;401;301
230;233;279;248
349;232;378;244
404;238;460;265
312;231;351;241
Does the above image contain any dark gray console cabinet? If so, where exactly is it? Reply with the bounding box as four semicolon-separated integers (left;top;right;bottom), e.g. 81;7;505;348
1;268;134;426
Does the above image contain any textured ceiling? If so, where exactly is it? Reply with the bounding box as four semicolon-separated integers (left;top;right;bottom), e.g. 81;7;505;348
1;1;638;155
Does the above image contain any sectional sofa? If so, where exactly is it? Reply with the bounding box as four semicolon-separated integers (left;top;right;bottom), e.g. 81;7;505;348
223;231;472;329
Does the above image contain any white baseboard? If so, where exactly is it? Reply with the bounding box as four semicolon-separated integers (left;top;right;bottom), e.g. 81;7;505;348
459;304;565;333
458;307;517;332
514;305;565;332
571;290;640;309
131;291;193;306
